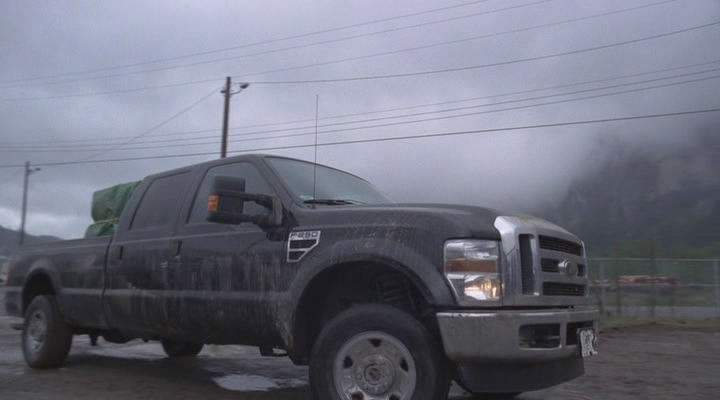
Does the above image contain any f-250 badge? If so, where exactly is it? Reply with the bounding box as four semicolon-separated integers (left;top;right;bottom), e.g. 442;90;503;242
287;231;321;262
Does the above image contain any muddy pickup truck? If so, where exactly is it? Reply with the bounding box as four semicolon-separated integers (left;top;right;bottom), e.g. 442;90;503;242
4;154;598;400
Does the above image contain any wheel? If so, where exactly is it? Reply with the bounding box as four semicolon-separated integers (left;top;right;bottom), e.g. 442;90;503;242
309;304;449;400
161;339;203;358
22;295;73;369
456;380;521;399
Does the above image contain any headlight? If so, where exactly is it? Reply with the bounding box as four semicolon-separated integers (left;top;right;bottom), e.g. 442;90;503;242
444;240;501;303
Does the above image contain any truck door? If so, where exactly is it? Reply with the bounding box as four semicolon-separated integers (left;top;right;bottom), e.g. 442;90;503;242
167;161;286;344
104;171;191;336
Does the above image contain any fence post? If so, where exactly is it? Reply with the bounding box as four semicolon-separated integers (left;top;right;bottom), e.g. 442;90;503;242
714;258;720;318
599;262;606;315
615;275;622;317
649;245;657;320
669;281;675;318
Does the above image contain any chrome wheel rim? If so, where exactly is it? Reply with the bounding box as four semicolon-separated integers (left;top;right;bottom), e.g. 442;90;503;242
333;331;417;400
25;309;48;354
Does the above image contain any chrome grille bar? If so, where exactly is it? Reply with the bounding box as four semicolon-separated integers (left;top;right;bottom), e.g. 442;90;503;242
494;216;591;306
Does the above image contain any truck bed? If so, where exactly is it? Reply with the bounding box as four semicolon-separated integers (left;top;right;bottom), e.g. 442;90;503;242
5;236;112;328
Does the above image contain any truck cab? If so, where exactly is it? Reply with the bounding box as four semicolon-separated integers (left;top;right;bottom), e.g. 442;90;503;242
4;154;598;400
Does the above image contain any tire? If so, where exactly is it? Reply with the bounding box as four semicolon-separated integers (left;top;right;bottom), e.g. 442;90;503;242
161;339;203;358
309;304;449;400
22;295;73;369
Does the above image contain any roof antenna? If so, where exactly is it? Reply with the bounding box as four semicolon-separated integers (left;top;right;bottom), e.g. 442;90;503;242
312;94;319;202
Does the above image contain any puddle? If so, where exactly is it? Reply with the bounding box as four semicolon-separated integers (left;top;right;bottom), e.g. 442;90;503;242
89;343;165;360
212;374;306;392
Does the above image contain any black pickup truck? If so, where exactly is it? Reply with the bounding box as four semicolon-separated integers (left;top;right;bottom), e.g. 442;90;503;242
4;154;598;400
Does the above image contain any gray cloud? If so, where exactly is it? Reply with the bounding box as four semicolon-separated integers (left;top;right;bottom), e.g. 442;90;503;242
1;0;719;238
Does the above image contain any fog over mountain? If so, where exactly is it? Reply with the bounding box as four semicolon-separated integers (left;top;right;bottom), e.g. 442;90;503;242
539;119;720;256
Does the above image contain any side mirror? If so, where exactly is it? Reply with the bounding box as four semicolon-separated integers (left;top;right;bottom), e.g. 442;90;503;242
206;176;283;228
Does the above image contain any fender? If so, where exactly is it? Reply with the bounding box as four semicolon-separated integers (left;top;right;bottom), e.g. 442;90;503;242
21;258;62;309
277;237;456;350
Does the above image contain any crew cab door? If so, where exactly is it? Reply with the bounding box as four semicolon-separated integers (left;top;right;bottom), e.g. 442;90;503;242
167;161;286;344
104;170;191;335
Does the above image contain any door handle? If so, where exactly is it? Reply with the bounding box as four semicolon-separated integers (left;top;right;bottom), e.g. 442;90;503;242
172;240;182;256
109;246;123;260
170;240;183;264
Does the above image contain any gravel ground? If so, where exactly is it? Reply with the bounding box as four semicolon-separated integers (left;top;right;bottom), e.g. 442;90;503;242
0;298;719;399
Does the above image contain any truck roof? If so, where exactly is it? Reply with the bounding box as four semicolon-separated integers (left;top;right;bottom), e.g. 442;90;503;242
143;154;267;180
143;154;368;182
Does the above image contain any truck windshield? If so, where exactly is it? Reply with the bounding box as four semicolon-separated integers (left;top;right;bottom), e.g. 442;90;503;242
267;157;390;205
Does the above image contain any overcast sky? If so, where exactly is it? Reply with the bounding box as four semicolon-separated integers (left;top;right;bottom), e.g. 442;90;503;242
1;0;719;239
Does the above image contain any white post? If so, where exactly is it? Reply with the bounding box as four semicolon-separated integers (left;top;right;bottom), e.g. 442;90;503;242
599;262;606;315
714;259;720;318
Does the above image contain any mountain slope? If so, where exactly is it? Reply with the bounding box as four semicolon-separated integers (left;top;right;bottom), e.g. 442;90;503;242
0;225;60;254
543;132;720;257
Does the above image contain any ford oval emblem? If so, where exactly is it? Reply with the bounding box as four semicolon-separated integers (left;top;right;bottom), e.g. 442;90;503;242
558;259;578;277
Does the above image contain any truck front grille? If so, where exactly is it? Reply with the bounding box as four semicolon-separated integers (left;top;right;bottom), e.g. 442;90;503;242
539;236;583;256
519;234;535;294
495;215;589;305
541;258;560;273
541;258;586;276
542;282;586;296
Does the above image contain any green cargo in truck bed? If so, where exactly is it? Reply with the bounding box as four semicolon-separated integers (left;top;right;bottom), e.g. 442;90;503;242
84;180;141;238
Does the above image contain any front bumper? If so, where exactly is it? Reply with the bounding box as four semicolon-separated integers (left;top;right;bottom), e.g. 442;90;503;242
436;307;599;362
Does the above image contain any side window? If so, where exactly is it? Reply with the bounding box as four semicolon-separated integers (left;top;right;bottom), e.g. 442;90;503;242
188;162;274;224
131;172;189;230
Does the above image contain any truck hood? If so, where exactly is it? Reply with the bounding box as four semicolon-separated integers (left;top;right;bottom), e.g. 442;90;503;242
298;202;578;241
299;203;548;240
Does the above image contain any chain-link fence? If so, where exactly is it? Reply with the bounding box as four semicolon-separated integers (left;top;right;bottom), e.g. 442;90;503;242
588;258;720;319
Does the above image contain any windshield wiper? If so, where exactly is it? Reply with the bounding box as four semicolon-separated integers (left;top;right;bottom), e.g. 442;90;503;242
303;199;364;205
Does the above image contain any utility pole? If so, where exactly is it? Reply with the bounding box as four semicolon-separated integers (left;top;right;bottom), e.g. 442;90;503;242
19;161;41;246
714;258;720;318
649;242;657;320
220;77;250;158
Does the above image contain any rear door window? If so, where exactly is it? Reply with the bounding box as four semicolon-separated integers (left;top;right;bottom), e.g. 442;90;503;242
131;172;190;230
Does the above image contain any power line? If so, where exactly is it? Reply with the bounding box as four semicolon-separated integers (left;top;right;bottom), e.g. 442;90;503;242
0;0;685;101
0;0;546;90
0;106;718;169
54;73;720;150
77;85;220;161
0;0;496;86
221;69;720;142
4;57;719;146
229;107;720;153
220;57;720;132
236;73;720;141
238;0;689;84
3;66;719;152
247;19;720;85
0;78;220;102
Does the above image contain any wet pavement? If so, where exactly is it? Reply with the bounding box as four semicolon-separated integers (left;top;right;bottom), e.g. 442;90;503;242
1;290;719;399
